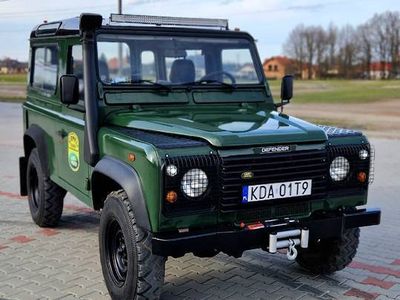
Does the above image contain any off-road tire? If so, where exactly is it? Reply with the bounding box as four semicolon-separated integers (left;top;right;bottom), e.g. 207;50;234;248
26;148;66;227
296;228;360;274
99;190;166;300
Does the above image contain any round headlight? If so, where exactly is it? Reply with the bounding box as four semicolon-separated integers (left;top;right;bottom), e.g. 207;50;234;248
181;168;208;198
330;156;350;181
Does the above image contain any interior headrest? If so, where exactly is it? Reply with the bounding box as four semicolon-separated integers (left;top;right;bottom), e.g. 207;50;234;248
169;59;195;83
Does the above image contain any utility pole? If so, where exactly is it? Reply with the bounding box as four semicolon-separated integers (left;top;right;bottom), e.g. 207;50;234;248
118;0;123;74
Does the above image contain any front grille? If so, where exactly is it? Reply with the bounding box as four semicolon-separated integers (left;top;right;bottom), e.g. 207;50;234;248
220;149;329;212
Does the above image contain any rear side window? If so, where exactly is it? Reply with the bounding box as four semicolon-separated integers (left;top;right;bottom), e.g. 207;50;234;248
32;46;58;92
69;45;84;101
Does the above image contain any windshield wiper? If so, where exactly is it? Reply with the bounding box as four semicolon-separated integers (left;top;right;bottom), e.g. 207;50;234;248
111;79;172;91
187;79;237;89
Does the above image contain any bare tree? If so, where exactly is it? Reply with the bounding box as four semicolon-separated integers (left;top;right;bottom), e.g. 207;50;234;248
315;26;327;77
282;11;399;80
337;25;359;78
303;26;319;79
370;13;391;78
384;11;400;78
283;24;306;77
326;23;338;70
357;23;373;78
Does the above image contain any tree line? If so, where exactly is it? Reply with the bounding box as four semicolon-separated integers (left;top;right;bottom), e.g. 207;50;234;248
283;11;400;79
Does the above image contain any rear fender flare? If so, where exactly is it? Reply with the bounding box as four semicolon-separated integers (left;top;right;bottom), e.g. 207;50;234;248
23;124;50;177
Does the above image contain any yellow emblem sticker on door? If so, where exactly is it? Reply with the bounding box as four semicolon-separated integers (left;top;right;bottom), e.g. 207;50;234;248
67;132;80;172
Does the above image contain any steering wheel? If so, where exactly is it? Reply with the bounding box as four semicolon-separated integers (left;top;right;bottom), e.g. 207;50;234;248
200;71;236;85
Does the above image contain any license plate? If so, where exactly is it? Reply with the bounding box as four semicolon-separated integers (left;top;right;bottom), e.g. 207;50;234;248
242;179;312;203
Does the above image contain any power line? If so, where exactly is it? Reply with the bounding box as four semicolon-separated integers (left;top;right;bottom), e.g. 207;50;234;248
0;3;116;18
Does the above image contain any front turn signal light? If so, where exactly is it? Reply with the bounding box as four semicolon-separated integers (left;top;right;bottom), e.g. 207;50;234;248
165;191;178;204
357;172;367;183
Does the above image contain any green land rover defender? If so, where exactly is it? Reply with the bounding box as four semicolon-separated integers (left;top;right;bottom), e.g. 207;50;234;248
19;13;381;299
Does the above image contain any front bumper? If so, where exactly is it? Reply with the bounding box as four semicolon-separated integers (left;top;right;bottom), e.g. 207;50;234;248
152;208;381;257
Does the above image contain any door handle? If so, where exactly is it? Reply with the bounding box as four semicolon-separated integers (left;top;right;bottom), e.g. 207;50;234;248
56;129;68;139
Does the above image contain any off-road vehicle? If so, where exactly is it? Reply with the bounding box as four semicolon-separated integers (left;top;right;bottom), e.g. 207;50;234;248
20;13;381;299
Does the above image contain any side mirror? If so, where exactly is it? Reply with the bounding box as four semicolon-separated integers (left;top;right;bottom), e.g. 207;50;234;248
60;75;79;105
280;75;293;103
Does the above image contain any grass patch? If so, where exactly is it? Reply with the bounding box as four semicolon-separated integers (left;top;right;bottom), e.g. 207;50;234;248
0;74;26;84
0;96;25;103
268;80;400;103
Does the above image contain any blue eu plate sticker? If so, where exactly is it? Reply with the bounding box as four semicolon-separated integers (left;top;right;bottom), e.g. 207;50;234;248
242;186;249;203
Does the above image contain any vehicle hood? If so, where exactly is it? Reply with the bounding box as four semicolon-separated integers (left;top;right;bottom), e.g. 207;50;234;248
107;107;327;148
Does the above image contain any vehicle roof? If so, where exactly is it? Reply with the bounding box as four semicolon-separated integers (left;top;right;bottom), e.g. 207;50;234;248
30;16;253;40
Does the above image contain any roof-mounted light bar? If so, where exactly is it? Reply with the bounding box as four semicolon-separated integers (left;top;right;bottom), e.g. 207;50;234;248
110;13;229;30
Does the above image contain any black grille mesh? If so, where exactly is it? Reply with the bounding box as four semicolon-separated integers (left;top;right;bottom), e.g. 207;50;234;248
163;155;220;215
220;149;329;212
327;144;371;191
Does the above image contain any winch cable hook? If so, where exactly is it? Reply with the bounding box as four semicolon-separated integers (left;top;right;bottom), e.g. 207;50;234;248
287;238;298;261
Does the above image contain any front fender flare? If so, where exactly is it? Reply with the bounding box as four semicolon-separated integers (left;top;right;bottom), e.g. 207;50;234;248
92;156;151;231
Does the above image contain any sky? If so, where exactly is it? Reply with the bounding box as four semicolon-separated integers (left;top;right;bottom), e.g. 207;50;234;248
0;0;399;62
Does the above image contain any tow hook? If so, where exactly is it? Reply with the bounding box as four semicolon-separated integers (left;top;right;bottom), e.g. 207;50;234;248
268;228;309;260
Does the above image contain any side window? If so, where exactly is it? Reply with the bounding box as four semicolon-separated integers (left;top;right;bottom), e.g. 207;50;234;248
141;51;156;81
32;46;58;92
69;45;84;100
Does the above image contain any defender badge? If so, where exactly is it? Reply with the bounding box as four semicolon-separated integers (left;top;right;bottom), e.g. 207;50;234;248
257;145;294;154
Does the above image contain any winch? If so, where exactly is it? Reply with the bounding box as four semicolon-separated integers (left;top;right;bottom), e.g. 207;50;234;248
268;228;309;260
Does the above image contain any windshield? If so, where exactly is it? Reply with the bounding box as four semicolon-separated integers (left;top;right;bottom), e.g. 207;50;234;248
96;34;263;87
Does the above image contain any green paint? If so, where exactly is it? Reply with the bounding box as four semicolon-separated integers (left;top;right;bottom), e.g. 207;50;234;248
22;25;372;235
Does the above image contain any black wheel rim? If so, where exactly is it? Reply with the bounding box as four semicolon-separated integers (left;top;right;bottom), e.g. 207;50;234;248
28;166;40;209
106;219;128;286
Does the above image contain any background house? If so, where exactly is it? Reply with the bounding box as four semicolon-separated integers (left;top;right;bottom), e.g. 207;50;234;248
263;56;316;79
0;58;28;74
263;56;295;79
369;62;393;79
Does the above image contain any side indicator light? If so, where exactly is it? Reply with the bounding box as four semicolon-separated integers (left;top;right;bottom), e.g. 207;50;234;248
165;191;178;204
128;153;136;162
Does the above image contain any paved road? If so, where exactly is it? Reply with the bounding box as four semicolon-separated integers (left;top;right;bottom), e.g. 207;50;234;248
0;102;399;300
